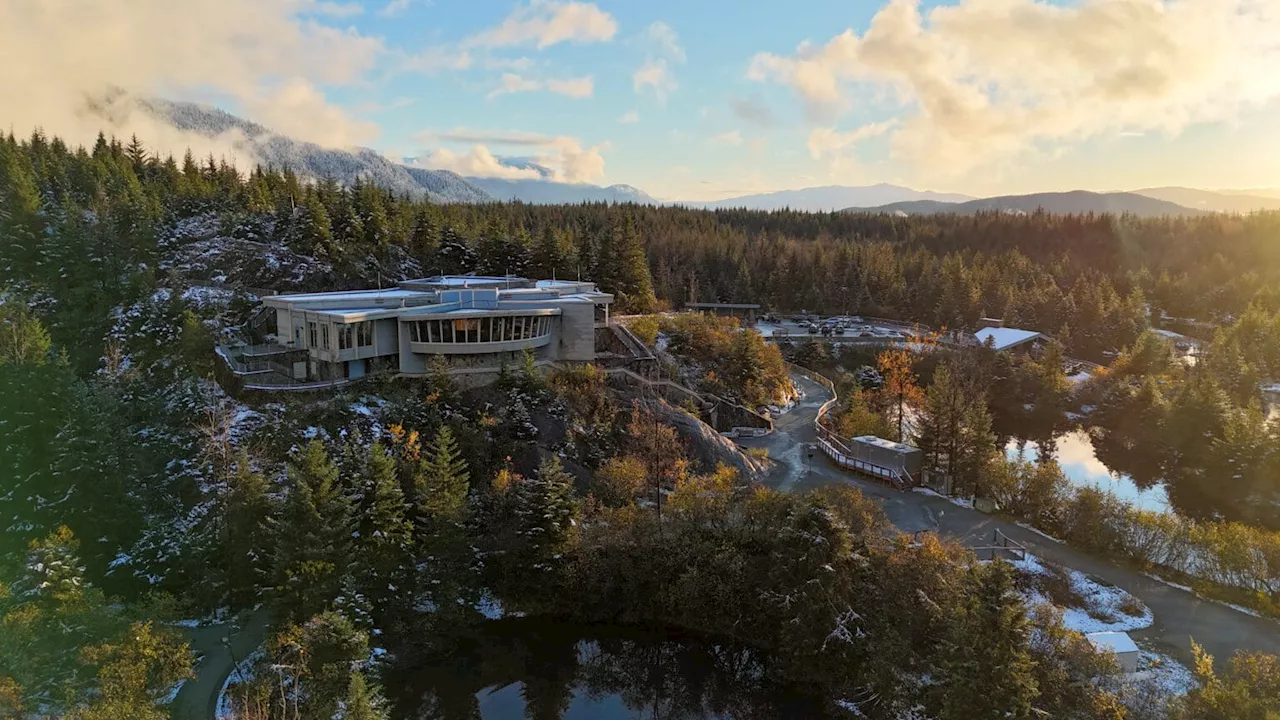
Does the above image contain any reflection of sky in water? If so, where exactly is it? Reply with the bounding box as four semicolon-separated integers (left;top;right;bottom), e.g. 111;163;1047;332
1006;430;1171;513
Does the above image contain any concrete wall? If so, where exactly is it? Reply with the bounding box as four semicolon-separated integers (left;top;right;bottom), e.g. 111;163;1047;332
555;301;596;361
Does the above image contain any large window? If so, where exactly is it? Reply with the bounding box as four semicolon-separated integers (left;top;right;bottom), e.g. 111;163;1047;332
409;315;552;346
320;324;330;350
338;321;374;350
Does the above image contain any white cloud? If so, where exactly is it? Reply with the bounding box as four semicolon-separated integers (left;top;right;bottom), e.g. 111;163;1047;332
409;146;546;180
546;75;594;98
645;21;685;62
465;1;617;49
709;130;744;147
244;78;380;147
807;121;896;159
378;0;411;17
633;58;676;102
415;126;607;183
748;0;1280;178
306;0;365;17
487;73;593;99
0;0;384;156
488;73;543;99
400;47;473;74
618;110;640;124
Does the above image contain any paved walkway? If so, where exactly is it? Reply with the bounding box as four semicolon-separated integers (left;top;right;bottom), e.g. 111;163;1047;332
741;373;1280;666
171;607;271;720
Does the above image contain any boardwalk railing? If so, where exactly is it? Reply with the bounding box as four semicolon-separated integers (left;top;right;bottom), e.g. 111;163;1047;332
787;361;915;490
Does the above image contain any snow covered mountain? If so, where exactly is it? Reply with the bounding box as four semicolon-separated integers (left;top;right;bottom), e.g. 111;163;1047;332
847;191;1209;218
466;176;658;205
121;98;492;203
683;184;975;212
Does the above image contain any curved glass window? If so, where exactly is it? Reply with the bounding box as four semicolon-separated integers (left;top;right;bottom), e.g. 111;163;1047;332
410;315;553;345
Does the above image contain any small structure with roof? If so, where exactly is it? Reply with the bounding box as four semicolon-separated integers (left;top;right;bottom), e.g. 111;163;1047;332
975;326;1044;353
1086;631;1140;673
686;302;762;324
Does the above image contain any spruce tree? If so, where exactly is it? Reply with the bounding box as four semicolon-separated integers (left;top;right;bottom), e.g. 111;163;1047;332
436;227;476;275
607;214;657;313
339;671;390;720
938;560;1038;720
357;442;413;616
273;440;354;620
416;425;470;528
514;456;579;560
224;451;273;609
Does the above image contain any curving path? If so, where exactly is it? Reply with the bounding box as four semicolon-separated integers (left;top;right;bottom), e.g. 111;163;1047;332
170;607;271;720
739;372;1280;667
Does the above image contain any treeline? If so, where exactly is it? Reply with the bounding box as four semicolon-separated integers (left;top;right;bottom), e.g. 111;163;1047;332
8;129;1280;373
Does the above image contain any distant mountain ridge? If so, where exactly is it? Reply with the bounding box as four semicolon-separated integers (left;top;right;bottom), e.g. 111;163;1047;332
847;191;1210;218
131;98;492;203
1130;187;1280;213
466;176;657;205
684;184;976;212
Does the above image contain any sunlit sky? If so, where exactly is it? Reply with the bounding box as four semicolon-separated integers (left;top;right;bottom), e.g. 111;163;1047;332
4;0;1280;200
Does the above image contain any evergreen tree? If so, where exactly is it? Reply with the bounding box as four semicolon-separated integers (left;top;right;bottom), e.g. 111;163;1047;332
224;452;273;608
938;561;1038;720
357;442;413;616
514;456;579;560
916;363;996;498
436;226;476;275
273;441;355;620
416;425;470;529
338;671;390;720
606;214;656;313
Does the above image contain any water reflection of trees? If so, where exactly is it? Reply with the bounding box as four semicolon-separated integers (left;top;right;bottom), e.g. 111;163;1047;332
384;620;828;720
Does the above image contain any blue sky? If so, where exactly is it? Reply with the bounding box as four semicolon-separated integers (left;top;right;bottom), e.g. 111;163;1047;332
7;0;1280;200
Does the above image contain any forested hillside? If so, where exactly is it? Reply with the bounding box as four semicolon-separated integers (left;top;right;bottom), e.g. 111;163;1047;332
4;129;1280;718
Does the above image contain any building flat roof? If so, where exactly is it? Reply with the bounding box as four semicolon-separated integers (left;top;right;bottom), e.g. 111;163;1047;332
273;288;425;303
853;435;920;453
975;327;1043;351
1086;632;1138;655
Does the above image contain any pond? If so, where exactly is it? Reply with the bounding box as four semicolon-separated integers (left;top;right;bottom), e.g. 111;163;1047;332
382;619;836;720
1005;429;1171;513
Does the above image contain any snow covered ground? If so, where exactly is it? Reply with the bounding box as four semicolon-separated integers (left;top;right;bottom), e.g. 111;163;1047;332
1010;554;1153;634
911;487;974;510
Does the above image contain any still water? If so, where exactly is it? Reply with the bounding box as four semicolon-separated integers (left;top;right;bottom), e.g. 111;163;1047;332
382;619;834;720
1005;430;1171;513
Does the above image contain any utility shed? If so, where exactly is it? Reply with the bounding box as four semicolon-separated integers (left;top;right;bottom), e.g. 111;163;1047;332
850;436;923;478
975;327;1044;353
1086;632;1140;673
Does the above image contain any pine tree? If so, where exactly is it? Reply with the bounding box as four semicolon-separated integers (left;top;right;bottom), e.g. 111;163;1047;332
436;227;476;275
357;443;413;616
124;135;148;170
273;440;355;620
338;671;390;720
606;215;657;313
224;452;273;608
514;456;579;561
416;425;470;529
75;622;193;720
938;561;1038;720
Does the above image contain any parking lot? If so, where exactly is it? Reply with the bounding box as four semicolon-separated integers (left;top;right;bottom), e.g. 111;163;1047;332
754;314;925;341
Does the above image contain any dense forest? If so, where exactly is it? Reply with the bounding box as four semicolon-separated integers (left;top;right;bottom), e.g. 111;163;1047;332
4;130;1280;718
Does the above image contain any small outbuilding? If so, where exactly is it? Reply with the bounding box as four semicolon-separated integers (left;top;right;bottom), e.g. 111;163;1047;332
850;436;923;478
975;326;1044;353
686;302;762;324
1086;631;1140;673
